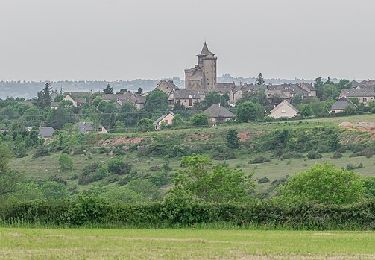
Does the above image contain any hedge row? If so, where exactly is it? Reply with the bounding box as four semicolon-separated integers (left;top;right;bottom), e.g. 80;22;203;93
1;200;374;230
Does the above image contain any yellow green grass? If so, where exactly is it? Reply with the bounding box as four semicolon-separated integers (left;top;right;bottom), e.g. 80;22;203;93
0;228;374;259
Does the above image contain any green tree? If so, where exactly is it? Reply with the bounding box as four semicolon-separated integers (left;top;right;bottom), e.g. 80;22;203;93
226;129;240;149
277;164;365;205
137;118;154;132
202;92;229;109
191;113;208;126
59;153;73;172
107;158;132;175
144;90;168;112
103;84;113;94
256;73;265;86
0;144;12;174
168;155;254;203
236;101;264;122
36;82;52;109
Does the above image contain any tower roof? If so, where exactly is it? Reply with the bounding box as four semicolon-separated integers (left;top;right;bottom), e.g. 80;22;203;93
200;42;214;56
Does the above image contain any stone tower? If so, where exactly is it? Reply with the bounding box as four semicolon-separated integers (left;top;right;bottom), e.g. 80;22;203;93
185;42;217;91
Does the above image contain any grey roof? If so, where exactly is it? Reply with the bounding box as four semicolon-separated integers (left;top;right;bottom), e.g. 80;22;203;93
39;127;55;138
340;88;375;97
173;89;205;99
200;42;214;56
78;122;94;133
204;104;235;118
64;92;92;98
331;100;352;111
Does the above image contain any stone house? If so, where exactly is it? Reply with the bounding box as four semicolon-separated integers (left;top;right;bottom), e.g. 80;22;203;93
339;89;375;105
78;122;108;134
169;89;206;108
269;100;299;119
63;92;92;107
39;127;55;139
154;112;175;131
330;99;354;113
204;104;235;125
156;80;179;95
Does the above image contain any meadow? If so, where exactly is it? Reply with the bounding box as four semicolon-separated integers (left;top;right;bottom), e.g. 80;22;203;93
0;228;374;259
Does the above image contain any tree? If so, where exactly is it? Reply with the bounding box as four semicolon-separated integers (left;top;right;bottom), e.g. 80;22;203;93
256;73;265;86
48;107;75;130
202;92;229;109
0;144;12;175
167;155;254;203
137;118;154;132
107;158;132;175
191;113;208;126
144;90;168;112
137;88;143;95
103;84;113;94
236;101;264;122
59;153;73;172
36;82;52;109
277;164;365;205
226;129;240;149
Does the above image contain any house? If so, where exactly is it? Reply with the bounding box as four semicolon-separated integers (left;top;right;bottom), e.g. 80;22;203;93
50;102;60;110
101;92;136;107
339;89;375;105
63;92;92;107
169;89;206;108
266;83;316;101
156;80;179;95
39;127;55;139
269;100;299;119
78;122;108;134
330;99;353;113
135;95;146;110
204;104;235;125
154;112;175;131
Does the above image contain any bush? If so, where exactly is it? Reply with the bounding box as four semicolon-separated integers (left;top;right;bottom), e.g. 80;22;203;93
1;200;375;230
107;158;132;175
191;113;209;127
249;156;271;164
258;177;270;184
78;163;108;185
306;151;322;160
277;164;365;205
59;153;73;172
33;146;50;158
331;151;343;159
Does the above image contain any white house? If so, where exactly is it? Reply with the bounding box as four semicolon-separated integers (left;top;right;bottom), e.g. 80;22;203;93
270;100;299;119
154;112;175;131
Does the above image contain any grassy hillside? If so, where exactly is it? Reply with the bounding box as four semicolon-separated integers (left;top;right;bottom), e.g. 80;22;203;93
9;114;375;197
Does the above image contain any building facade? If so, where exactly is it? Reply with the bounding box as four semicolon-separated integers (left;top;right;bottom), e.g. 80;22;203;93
185;42;217;91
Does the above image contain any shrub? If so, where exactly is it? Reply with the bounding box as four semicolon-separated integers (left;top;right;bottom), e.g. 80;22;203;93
277;164;365;205
59;153;73;172
33;146;50;158
306;151;322;160
249;156;271;164
258;177;270;184
78;163;108;185
226;129;240;149
107;158;132;175
331;151;343;159
191;113;209;127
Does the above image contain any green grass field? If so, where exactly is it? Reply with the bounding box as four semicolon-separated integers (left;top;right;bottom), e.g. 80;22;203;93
0;228;374;259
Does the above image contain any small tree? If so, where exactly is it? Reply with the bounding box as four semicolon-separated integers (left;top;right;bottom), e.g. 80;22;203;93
277;164;365;205
236;101;264;122
137;118;154;132
226;129;240;149
191;113;209;126
107;158;132;175
59;153;73;172
137;88;143;95
167;155;254;203
144;90;168;112
36;82;52;109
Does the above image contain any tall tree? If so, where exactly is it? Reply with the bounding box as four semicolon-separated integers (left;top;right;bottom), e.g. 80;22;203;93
256;73;265;86
36;82;52;109
144;90;168;113
103;84;114;94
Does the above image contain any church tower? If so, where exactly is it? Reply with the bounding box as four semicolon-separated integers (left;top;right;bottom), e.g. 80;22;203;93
185;42;217;91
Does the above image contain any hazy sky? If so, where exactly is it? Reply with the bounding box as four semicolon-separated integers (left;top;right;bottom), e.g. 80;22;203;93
1;0;375;81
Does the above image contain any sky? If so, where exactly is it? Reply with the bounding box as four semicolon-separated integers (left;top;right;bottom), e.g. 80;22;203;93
1;0;375;81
